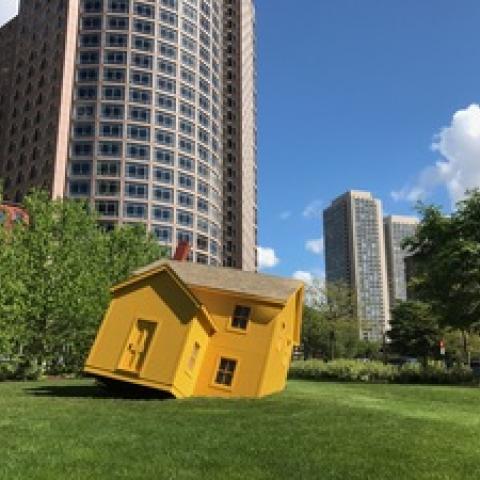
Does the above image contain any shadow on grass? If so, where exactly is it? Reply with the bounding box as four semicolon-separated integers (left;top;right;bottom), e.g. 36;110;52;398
25;379;175;401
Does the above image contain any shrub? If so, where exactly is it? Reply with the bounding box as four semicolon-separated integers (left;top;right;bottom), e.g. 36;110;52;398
0;356;43;381
289;359;478;385
289;359;396;383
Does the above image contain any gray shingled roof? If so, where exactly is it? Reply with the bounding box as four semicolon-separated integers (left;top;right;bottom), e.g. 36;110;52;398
133;260;303;303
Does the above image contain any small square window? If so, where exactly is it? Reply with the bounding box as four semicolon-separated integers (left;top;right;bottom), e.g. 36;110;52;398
215;358;237;387
231;306;251;330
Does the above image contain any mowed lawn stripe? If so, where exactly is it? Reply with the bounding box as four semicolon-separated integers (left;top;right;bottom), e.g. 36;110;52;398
1;380;479;480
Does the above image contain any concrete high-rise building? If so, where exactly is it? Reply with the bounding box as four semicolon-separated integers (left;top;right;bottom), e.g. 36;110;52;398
0;0;258;270
323;191;390;341
383;215;418;305
222;0;257;270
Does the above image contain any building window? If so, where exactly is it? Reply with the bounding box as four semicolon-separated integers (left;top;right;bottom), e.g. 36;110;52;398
106;33;128;47
159;43;177;59
125;202;147;219
96;200;119;217
177;230;193;244
103;86;124;100
133;36;154;52
157;76;176;94
98;142;122;157
133;18;153;34
133;2;155;18
108;16;129;30
97;161;120;177
152;225;172;243
101;104;124;119
153;167;173;184
153;186;173;203
104;51;127;65
128;124;150;141
96;180;120;196
130;88;151;104
214;358;237;387
69;180;90;196
152;206;172;222
125;182;148;199
108;0;129;13
104;67;126;82
160;9;177;26
177;210;193;227
127;143;150;160
129;107;150;122
157;94;176;111
126;163;149;179
159;60;176;77
71;161;92;176
154;148;174;165
131;70;152;87
231;306;251;330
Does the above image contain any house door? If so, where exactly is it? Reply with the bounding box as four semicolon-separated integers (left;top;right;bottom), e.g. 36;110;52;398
118;319;157;375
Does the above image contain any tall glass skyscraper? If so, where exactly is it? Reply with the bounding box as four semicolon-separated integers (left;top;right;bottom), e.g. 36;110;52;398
323;191;390;341
383;215;418;304
0;0;257;270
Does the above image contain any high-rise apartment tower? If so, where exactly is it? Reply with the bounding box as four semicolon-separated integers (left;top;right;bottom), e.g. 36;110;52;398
0;0;258;270
383;215;418;305
323;191;390;341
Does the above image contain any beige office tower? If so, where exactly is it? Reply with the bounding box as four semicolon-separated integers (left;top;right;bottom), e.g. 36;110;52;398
323;191;390;341
222;0;257;271
383;215;418;305
0;0;258;270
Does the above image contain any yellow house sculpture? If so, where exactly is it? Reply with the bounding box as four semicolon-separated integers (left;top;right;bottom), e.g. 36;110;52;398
84;260;304;398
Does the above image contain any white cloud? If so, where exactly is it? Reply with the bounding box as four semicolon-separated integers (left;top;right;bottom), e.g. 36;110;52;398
392;104;480;205
279;210;292;220
302;200;323;219
0;1;18;27
293;271;314;284
305;238;324;255
257;246;280;269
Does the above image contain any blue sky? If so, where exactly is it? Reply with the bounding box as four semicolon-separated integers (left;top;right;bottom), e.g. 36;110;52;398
2;2;480;280
255;0;480;280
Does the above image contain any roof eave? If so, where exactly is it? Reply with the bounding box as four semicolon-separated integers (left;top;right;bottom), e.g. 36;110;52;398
186;283;291;307
111;264;202;310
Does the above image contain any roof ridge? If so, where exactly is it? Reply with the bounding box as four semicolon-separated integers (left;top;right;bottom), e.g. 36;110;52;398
131;259;304;303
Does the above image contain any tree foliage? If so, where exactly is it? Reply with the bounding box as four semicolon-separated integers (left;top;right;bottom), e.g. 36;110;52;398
388;301;442;366
0;191;165;378
301;280;368;360
404;190;480;361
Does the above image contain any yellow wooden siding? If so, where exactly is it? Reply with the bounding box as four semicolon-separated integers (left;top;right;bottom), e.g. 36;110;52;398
190;288;282;397
172;318;210;397
85;267;304;399
86;270;199;389
258;294;299;397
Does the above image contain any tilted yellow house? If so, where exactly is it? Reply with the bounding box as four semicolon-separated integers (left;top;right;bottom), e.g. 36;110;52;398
84;260;304;398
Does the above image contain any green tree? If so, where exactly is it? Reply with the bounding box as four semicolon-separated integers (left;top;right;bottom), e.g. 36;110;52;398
405;190;480;363
0;190;165;377
301;305;326;359
388;301;442;367
302;279;361;360
0;217;28;378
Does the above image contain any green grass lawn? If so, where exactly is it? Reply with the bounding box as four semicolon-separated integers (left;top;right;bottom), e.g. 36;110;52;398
1;379;479;480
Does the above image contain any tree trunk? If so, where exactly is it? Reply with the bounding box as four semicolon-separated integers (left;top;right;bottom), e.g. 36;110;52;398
422;356;428;370
461;330;471;366
330;330;335;361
